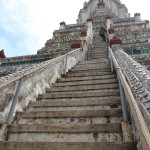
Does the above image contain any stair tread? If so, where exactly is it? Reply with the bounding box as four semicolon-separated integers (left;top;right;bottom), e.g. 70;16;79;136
53;79;118;87
0;142;137;150
30;98;120;107
17;109;122;118
59;74;115;81
47;83;119;92
8;123;122;133
39;89;120;99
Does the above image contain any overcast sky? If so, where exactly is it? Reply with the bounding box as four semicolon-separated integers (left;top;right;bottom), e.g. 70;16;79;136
0;0;149;57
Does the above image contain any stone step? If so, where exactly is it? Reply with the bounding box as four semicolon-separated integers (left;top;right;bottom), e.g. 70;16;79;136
74;63;109;68
71;65;110;71
91;57;106;60
93;48;106;50
7;132;122;142
69;68;111;73
93;48;106;51
16;117;121;125
77;59;109;65
16;109;121;119
93;46;106;47
29;105;120;112
7;123;122;134
0;142;137;150
92;56;107;58
30;98;120;108
92;54;107;57
66;71;114;77
92;52;107;55
38;96;121;102
53;79;117;87
92;51;107;54
47;83;119;92
38;89;119;99
92;57;108;59
93;43;106;45
76;62;109;67
58;74;116;82
93;47;106;49
92;55;107;58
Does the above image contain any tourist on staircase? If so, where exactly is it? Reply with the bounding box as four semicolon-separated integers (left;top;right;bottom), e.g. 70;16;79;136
99;26;107;42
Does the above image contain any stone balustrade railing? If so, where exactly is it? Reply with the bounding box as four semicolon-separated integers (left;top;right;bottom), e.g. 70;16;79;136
0;48;85;124
112;45;150;131
109;45;150;150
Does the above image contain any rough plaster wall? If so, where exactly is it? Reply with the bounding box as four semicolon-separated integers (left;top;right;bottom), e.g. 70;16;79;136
0;55;77;124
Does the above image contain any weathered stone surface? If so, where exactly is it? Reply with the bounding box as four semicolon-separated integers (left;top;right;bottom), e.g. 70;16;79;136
8;123;121;133
46;83;119;92
53;79;118;87
16;109;122;119
0;142;137;150
30;98;120;108
39;89;120;99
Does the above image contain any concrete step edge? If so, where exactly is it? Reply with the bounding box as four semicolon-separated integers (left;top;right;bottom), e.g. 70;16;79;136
17;109;122;119
8;123;122;133
30;99;120;108
0;141;137;150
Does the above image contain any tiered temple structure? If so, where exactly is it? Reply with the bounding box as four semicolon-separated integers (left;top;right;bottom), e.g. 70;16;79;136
0;0;150;150
1;0;150;75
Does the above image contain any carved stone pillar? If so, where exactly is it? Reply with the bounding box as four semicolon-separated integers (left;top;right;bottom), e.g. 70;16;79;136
59;21;66;30
80;28;88;60
134;13;141;22
105;16;113;30
86;18;93;45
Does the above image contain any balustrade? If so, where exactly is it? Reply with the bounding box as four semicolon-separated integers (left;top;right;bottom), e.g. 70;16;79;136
108;45;150;150
0;48;85;125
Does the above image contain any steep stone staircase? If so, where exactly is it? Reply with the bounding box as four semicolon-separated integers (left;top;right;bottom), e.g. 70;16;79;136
0;34;137;149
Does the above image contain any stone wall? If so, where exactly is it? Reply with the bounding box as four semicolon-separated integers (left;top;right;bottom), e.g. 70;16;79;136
37;26;83;55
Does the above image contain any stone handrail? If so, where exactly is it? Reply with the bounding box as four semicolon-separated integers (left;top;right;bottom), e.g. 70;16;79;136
0;48;84;124
0;49;81;89
109;46;150;150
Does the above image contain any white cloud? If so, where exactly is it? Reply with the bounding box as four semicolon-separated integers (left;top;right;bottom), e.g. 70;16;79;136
121;0;150;20
0;0;86;57
0;0;149;57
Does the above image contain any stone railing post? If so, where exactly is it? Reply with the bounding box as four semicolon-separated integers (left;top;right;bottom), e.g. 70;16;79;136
80;28;88;60
105;16;112;30
59;21;66;30
86;18;93;45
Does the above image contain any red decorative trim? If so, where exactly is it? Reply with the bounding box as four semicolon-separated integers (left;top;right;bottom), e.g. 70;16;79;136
105;16;112;20
0;49;6;58
80;28;87;37
71;42;81;49
108;26;115;34
110;36;122;47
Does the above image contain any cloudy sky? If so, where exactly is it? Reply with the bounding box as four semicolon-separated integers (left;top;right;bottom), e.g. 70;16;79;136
0;0;149;57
